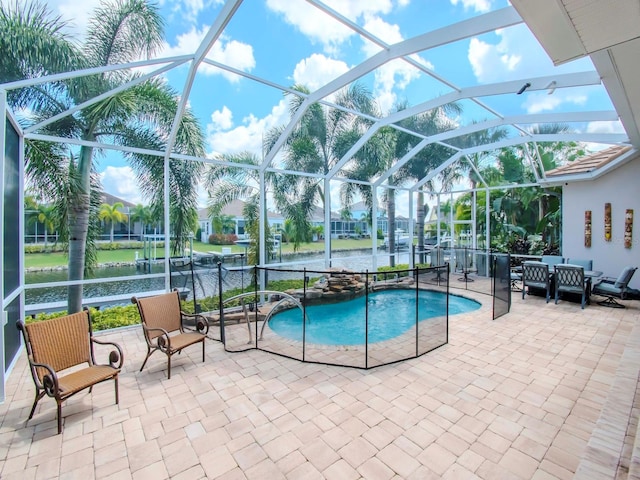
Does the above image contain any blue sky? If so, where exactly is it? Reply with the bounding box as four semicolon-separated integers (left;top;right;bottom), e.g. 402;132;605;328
35;0;623;214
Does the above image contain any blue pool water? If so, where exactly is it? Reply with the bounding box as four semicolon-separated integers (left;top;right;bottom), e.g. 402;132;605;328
269;289;481;345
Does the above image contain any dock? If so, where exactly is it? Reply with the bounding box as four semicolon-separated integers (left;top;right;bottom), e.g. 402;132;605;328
205;250;246;263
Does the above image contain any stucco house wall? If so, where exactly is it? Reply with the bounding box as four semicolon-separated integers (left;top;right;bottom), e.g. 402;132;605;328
561;156;640;289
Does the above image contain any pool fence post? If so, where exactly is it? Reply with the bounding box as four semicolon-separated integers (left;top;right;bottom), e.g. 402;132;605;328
415;266;419;358
240;253;244;292
254;266;259;346
446;263;450;344
218;262;225;346
302;269;307;362
365;270;369;369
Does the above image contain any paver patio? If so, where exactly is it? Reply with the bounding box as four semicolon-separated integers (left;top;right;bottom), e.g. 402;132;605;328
1;289;639;479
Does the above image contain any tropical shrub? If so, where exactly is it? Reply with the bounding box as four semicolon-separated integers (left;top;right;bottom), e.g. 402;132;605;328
25;241;149;254
377;264;430;278
208;233;238;245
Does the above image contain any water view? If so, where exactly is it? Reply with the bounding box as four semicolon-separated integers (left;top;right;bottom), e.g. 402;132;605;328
25;249;412;308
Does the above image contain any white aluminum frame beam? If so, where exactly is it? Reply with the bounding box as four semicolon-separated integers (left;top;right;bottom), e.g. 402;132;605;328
308;0;532;138
162;0;244;286
591;49;640;148
409;132;627;191
334;72;605;183
260;6;523;172
376;125;622;190
0;55;193;91
24;60;186;135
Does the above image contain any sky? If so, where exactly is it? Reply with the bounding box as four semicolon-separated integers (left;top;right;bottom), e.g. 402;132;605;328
22;0;625;215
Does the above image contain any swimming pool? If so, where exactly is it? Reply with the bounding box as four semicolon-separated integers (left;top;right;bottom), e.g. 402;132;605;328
268;289;481;345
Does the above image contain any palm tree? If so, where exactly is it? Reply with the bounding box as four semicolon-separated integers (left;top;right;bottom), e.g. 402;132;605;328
24;194;40;243
1;0;205;312
451;124;509;190
280;219;296;244
265;83;379;247
99;202;127;242
204;152;274;263
341;103;462;265
396;103;462;258
24;196;59;248
210;213;236;235
493;125;585;247
37;204;58;249
129;204;153;240
339;124;399;262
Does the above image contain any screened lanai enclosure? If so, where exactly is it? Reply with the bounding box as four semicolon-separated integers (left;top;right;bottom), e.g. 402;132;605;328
3;0;640;386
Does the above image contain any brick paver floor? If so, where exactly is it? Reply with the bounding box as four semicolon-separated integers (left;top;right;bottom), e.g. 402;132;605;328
1;288;639;479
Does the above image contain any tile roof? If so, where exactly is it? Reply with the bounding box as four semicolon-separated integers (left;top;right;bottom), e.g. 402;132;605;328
546;145;633;177
101;192;135;208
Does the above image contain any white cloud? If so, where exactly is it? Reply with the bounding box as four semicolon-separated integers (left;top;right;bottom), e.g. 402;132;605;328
292;54;351;91
161;27;255;81
325;0;394;19
266;0;354;54
276;5;428;113
210;106;233;131
522;91;587;114
100;166;144;205
266;0;394;53
49;0;102;39
361;16;429;113
376;89;398;114
450;0;493;13
206;100;290;156
521;94;562;114
586;121;625;134
362;15;402;53
468;25;595;85
169;0;204;23
468;31;522;83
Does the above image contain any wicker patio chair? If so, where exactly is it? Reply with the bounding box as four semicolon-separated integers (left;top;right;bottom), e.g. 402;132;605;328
132;289;209;379
16;309;123;434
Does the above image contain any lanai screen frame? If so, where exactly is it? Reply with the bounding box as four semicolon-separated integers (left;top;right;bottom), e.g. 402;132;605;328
0;2;633;347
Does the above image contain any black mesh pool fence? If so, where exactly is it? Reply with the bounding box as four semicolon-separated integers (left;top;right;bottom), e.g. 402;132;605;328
202;265;455;369
492;253;511;319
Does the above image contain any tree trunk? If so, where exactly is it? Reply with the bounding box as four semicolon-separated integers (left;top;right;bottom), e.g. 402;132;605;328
110;223;114;243
67;144;93;313
68;192;90;313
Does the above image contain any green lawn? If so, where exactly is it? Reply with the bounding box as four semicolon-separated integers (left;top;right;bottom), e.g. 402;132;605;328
25;238;384;269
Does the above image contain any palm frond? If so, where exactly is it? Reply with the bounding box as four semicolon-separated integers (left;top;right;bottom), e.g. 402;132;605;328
0;1;83;109
85;0;164;67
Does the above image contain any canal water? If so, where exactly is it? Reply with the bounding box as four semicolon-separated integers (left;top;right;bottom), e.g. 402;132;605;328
25;249;413;307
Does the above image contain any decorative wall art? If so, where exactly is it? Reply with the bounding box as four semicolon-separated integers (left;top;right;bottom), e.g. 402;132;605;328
625;209;633;248
585;210;592;247
605;203;612;241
